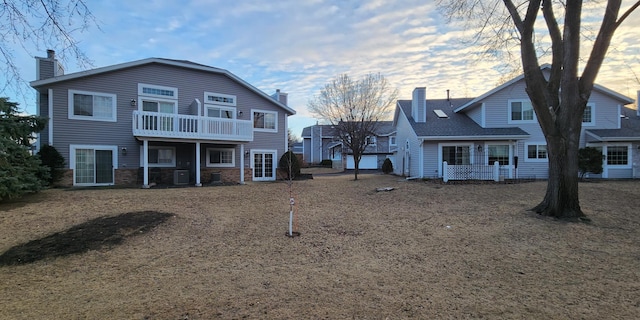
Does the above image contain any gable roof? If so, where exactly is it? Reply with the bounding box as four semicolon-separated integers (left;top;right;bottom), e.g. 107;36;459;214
454;65;634;113
398;98;530;140
30;57;296;115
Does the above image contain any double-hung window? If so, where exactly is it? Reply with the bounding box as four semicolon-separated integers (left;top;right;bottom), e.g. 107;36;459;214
509;100;536;123
69;90;117;122
606;145;629;166
253;109;277;132
582;103;595;126
526;144;547;161
206;148;235;167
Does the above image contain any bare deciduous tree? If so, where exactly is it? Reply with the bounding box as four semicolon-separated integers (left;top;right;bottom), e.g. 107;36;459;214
437;0;640;219
1;0;98;103
308;73;397;180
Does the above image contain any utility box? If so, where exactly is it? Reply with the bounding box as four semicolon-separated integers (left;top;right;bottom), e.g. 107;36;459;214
174;170;189;185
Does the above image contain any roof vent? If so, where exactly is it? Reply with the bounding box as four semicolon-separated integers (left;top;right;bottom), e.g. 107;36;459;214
434;109;449;118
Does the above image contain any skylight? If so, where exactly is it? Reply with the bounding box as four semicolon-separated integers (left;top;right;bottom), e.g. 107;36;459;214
434;109;448;118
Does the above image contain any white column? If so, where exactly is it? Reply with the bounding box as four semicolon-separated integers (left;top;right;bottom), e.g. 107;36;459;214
143;139;149;188
240;144;245;184
195;142;202;186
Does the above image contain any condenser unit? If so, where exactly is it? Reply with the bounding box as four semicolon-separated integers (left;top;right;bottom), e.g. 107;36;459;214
173;170;189;185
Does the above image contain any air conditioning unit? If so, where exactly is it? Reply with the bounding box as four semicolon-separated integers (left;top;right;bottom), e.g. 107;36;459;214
173;170;189;185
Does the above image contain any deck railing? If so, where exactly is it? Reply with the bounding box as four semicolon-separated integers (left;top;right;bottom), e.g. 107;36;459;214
132;111;253;141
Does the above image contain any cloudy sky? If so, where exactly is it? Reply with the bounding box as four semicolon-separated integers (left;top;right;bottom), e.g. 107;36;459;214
6;0;640;137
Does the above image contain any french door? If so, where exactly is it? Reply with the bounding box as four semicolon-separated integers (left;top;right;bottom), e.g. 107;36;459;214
72;146;116;186
252;150;276;181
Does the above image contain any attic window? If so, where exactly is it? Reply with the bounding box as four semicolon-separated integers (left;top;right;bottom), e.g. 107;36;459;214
434;109;449;118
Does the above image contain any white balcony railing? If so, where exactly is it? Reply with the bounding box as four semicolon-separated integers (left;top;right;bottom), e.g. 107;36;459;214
132;111;253;142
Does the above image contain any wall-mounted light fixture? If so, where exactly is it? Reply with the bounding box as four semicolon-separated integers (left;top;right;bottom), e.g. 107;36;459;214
477;145;483;153
121;147;127;156
237;111;244;118
245;150;250;157
130;99;136;107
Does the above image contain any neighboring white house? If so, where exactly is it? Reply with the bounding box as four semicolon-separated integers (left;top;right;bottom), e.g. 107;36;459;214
392;68;639;180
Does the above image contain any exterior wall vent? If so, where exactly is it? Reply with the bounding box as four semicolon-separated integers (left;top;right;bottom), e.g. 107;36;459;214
211;172;222;184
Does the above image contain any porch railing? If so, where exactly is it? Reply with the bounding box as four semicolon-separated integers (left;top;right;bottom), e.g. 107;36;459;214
132;111;253;142
443;161;501;182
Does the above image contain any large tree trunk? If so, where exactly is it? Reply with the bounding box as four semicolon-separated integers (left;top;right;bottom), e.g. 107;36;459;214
531;103;586;219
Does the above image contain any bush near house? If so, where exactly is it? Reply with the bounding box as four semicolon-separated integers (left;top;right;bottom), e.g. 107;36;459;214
578;147;603;179
382;158;393;174
37;144;66;186
278;150;301;180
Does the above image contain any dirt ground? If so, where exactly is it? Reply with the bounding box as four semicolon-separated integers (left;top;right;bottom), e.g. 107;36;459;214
0;171;638;319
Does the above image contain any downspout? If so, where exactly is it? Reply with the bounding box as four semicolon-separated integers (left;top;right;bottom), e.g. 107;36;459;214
48;89;53;146
419;139;424;178
195;142;201;186
143;139;149;188
240;144;245;184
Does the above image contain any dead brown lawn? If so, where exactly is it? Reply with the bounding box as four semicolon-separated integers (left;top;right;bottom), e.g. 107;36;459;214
0;172;639;319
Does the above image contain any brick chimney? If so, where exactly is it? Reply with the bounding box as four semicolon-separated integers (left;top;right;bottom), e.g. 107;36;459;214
412;87;426;122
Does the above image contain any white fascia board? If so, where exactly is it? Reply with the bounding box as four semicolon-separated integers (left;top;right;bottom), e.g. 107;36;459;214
419;135;530;141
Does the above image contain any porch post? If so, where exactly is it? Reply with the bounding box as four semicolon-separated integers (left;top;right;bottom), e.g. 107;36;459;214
143;139;149;188
195;142;202;187
240;144;245;184
443;161;449;182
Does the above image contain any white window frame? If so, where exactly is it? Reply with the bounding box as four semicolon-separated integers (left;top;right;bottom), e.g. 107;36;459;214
525;142;548;162
582;103;596;126
138;83;178;99
389;136;397;146
366;136;377;146
486;144;511;166
140;97;178;114
205;104;236;119
140;146;176;167
206;148;235;167
604;144;631;168
252;109;278;132
68;90;117;122
69;144;118;186
439;143;474;165
204;92;236;106
508;99;537;124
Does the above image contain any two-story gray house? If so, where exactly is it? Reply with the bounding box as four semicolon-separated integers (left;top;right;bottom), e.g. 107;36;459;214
393;66;639;180
30;50;295;187
301;122;397;170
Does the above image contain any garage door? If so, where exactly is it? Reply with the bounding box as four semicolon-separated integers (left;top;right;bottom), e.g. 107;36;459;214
346;155;378;169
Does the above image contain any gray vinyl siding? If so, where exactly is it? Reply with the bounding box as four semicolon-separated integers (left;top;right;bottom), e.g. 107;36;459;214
607;168;633;179
38;59;55;80
466;105;483;126
38;92;50;146
422;143;440;178
393;108;420;176
302;138;311;164
37;63;289;170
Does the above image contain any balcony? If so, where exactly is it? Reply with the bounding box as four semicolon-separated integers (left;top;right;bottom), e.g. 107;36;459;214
132;111;253;142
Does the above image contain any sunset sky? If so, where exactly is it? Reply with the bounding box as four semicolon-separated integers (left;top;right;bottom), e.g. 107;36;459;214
5;0;640;137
